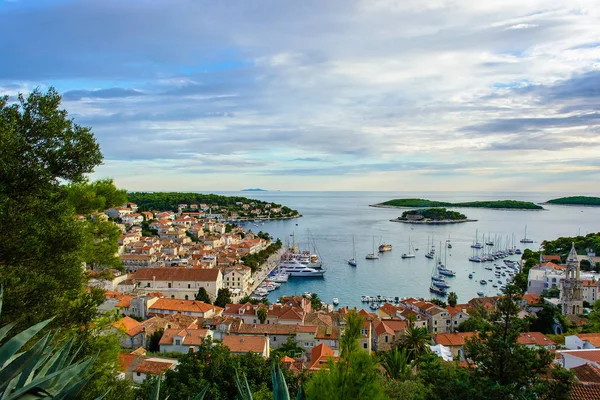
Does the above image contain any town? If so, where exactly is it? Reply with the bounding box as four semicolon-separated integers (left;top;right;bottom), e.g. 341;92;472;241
86;201;600;399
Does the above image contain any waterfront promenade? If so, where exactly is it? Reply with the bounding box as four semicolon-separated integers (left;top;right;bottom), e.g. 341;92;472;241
231;247;285;302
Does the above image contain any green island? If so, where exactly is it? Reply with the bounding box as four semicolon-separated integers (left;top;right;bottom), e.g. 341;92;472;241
127;192;300;220
373;198;544;210
546;196;600;206
391;207;475;224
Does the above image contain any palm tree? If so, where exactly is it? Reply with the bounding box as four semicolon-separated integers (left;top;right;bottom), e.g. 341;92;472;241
380;347;413;380
257;306;268;324
398;326;431;361
448;292;458;308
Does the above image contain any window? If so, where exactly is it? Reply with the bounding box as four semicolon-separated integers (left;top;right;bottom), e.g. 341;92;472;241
136;372;141;377
175;339;181;346
305;342;310;347
434;321;437;325
363;343;368;349
253;319;257;323
185;295;188;300
273;336;277;341
385;336;389;343
188;284;191;288
168;283;172;288
147;283;151;287
434;328;437;332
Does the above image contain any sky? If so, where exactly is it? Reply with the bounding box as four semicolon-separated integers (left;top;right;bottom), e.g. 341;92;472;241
1;0;600;192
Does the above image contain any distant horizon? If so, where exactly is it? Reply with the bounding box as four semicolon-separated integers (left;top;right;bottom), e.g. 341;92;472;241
2;1;600;190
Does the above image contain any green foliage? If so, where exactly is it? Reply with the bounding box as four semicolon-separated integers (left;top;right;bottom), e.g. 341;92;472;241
271;336;304;359
309;293;323;311
447;292;457;308
195;287;212;304
381;377;427;400
65;178;127;215
0;88;110;329
257;307;268;324
214;288;232;308
428;298;446;307
528;304;562;334
397;326;431;362
148;329;165;353
381;198;544;210
380;347;413;380
241;242;282;273
0;287;98;399
541;232;600;260
400;208;467;221
306;311;385;399
82;219;124;270
546;196;600;206
152;337;301;400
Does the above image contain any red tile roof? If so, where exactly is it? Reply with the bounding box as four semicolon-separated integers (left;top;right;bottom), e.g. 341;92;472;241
517;332;555;346
309;343;336;370
149;298;220;314
133;359;177;375
522;294;542;305
560;350;600;363
112;316;144;337
434;332;478;347
222;335;268;354
570;383;600;400
572;363;600;384
575;334;600;348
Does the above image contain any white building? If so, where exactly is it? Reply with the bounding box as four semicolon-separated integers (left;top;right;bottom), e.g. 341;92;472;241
131;267;223;301
565;333;600;350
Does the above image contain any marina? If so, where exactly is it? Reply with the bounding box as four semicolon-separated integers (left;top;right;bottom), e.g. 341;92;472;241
223;190;600;308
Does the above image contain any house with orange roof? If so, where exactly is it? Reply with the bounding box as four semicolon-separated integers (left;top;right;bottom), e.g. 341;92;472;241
373;319;409;351
222;335;269;358
517;332;556;350
296;325;318;352
132;358;178;384
112;316;146;349
433;332;478;359
308;343;337;371
566;333;600;350
159;326;213;353
223;265;252;293
315;325;341;351
378;303;400;319
557;349;600;370
582;280;600;305
229;323;298;349
148;298;223;318
446;304;470;329
527;263;565;296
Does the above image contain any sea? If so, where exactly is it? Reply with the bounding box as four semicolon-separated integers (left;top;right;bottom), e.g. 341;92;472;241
210;191;600;309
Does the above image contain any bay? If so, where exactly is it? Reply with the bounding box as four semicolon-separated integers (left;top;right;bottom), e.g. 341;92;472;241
210;191;600;308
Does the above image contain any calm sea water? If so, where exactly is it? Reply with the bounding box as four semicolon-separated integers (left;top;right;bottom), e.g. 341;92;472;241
210;191;600;308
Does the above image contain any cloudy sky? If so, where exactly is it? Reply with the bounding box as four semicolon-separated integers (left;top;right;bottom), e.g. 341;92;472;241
1;0;600;191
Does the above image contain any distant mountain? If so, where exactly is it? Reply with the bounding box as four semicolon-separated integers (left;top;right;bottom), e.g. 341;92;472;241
241;188;268;192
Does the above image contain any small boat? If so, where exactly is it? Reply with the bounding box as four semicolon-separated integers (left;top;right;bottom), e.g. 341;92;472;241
437;266;456;277
477;291;484;297
425;252;434;259
378;244;392;253
348;236;358;267
401;237;416;259
332;297;339;305
492;284;498;288
429;285;448;296
468;274;473;279
480;280;487;285
520;225;533;243
432;280;451;289
366;237;379;260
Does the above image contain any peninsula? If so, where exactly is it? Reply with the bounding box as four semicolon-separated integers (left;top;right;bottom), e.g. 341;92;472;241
545;196;600;206
126;192;300;220
390;208;475;224
241;188;268;192
372;198;544;210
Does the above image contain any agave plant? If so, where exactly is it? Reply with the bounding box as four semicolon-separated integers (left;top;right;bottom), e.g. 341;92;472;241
235;363;303;400
0;286;97;399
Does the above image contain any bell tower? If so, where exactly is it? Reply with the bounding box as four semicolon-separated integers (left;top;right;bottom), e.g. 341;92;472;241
561;243;583;316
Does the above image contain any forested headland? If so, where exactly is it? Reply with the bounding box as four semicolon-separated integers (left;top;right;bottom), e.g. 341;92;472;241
546;196;600;206
374;198;544;210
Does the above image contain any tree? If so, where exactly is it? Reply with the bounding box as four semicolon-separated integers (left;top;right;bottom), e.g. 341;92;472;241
397;326;431;362
196;287;212;304
257;306;268;324
310;293;323;311
305;310;385;399
0;88;108;329
447;292;458;308
380;347;413;380
271;335;304;358
214;288;232;308
429;298;446;307
148;329;165;353
464;283;573;399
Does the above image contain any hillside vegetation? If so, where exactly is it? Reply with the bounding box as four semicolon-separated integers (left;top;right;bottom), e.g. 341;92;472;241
546;196;600;206
380;198;543;210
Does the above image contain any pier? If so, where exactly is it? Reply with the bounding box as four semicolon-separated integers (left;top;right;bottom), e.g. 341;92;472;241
231;247;285;302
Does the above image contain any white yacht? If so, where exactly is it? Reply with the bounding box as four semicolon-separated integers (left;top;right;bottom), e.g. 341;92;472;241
280;260;326;277
332;297;339;305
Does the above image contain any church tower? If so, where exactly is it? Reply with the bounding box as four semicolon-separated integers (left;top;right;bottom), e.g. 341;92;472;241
561;242;583;316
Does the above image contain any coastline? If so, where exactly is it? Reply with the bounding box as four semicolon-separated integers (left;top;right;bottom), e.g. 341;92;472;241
390;218;477;224
541;202;600;207
371;204;545;211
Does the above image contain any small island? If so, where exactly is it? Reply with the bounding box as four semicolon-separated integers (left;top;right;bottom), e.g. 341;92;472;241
241;188;268;192
372;198;544;210
545;196;600;206
391;208;476;224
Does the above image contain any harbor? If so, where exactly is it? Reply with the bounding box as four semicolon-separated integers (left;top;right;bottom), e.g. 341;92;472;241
226;190;600;309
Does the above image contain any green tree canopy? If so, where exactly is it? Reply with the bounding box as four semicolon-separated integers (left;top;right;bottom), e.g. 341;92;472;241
215;288;232;308
196;287;212;304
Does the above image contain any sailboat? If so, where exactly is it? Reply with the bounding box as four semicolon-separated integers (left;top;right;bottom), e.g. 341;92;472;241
366;236;379;260
348;236;357;266
401;237;416;259
437;243;456;277
429;252;448;296
520;225;533;243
